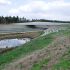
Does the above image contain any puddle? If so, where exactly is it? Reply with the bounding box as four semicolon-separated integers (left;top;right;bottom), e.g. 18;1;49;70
0;38;30;48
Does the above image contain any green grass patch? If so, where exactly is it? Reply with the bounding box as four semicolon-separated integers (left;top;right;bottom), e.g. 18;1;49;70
52;59;70;70
50;29;70;37
52;48;70;70
31;58;49;70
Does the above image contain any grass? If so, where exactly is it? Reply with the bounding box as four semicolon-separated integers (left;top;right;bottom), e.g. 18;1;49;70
0;33;53;69
50;29;70;37
51;28;70;70
52;59;70;70
52;29;70;70
31;29;70;70
31;58;49;70
52;49;70;70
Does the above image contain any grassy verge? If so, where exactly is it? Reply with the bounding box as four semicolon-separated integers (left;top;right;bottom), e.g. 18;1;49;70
31;58;49;70
52;49;70;70
0;32;53;69
50;28;70;70
31;29;70;70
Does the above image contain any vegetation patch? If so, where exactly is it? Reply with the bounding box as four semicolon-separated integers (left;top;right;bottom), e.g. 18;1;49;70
31;58;49;70
0;33;53;69
0;31;43;40
52;49;70;70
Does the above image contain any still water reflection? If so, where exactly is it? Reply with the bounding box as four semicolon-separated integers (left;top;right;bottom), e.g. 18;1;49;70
0;38;30;48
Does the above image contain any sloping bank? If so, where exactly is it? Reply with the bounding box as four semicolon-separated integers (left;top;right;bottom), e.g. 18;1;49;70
0;30;53;69
0;31;43;40
0;31;43;54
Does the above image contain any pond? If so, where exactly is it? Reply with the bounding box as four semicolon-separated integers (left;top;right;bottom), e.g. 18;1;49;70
0;38;30;48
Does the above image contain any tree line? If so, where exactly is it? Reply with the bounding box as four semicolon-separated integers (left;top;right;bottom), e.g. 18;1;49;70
31;19;70;23
0;16;30;24
0;16;70;24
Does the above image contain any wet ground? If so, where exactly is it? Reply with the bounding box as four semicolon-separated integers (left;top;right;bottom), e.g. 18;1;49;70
0;38;30;48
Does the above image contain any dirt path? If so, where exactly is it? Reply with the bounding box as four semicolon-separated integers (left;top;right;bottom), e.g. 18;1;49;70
3;36;70;70
43;36;70;70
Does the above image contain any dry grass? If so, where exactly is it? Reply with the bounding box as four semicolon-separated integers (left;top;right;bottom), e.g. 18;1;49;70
0;31;43;40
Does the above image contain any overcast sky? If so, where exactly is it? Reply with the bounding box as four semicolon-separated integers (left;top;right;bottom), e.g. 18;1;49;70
0;0;70;21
